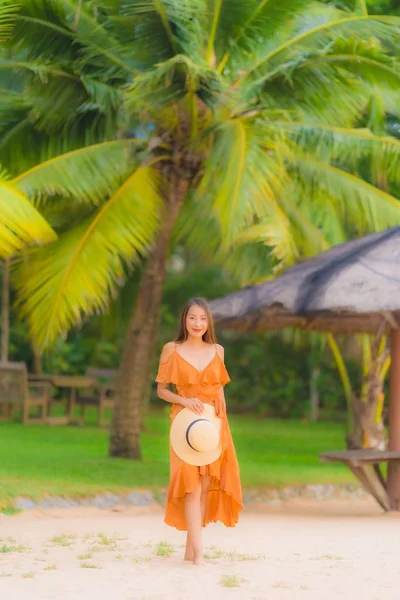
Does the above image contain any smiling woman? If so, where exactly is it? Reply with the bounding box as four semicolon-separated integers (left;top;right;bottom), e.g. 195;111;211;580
156;297;242;566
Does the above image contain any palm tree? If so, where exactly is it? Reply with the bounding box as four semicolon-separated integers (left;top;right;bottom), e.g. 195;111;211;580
2;1;400;458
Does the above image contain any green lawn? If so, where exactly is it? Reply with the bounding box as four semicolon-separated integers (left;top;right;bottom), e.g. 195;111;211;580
0;408;353;509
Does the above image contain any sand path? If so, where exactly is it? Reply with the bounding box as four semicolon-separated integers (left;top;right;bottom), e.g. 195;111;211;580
0;497;398;599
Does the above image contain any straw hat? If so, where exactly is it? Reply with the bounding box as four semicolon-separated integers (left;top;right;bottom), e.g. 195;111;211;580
170;403;222;466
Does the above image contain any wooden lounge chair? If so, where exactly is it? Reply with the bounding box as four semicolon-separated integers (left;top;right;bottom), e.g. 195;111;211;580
0;362;52;424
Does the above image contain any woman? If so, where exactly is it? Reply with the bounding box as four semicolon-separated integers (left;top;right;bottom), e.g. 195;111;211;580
156;297;243;566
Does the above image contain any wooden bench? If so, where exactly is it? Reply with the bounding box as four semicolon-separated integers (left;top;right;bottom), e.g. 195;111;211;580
320;449;400;511
0;362;52;424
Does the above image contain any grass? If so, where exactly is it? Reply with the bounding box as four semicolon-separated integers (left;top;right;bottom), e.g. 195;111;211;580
49;534;76;547
132;555;151;564
77;553;93;560
312;554;344;561
154;541;174;558
1;543;28;554
220;575;248;588
0;408;353;508
204;546;265;561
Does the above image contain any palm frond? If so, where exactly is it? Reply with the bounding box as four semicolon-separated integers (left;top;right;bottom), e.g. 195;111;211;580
0;2;18;42
13;140;138;205
0;58;78;81
294;156;400;232
13;165;163;348
60;0;135;75
300;54;400;89
244;15;400;90
273;122;400;184
115;0;204;64
9;1;78;62
231;178;334;271
217;0;311;72
218;239;276;285
257;69;367;127
197;118;286;241
11;0;133;76
0;175;57;258
174;190;277;285
124;54;223;116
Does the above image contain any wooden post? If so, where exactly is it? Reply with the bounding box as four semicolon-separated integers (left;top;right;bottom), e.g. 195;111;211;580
1;258;10;363
387;330;400;509
310;366;320;422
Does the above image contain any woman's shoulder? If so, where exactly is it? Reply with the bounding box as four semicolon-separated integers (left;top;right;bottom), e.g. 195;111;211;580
159;341;176;362
215;343;224;359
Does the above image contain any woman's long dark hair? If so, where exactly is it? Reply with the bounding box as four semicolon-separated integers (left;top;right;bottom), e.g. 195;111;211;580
175;298;216;344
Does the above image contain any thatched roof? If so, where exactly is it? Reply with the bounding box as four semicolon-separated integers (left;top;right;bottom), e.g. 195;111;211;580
210;227;400;334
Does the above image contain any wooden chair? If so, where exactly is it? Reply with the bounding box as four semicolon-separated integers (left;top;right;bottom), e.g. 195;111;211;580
0;362;52;424
80;368;117;427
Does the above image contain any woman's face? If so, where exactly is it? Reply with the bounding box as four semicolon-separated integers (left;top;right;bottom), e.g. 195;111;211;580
186;304;208;339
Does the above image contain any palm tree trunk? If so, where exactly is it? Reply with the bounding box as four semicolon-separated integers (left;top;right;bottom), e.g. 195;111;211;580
1;258;10;363
347;334;388;450
109;173;189;459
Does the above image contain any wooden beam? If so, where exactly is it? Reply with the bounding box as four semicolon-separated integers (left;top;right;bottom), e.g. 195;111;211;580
387;329;400;509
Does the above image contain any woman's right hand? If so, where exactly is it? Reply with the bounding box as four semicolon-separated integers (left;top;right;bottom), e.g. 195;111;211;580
181;397;204;415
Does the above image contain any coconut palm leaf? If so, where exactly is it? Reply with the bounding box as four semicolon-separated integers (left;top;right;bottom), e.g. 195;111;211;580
0;2;18;42
0;58;80;80
245;15;400;90
115;0;206;63
10;0;133;76
216;0;312;71
0;174;56;257
273;122;400;183
294;156;400;231
13;140;138;205
13;165;163;347
299;54;400;88
197;117;286;241
125;54;223;117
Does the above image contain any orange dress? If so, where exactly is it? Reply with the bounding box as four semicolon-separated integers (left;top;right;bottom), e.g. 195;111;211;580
155;346;243;531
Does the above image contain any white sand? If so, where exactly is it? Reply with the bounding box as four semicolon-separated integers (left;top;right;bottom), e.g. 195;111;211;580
0;497;398;600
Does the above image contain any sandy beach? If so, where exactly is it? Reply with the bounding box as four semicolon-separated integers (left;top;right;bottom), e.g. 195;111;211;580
1;496;399;599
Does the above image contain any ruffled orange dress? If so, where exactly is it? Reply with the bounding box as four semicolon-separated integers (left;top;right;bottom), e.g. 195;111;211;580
156;345;243;531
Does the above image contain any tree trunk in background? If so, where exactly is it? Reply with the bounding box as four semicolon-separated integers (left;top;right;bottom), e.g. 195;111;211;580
109;173;189;459
347;335;388;450
32;345;43;374
1;258;10;363
309;366;320;422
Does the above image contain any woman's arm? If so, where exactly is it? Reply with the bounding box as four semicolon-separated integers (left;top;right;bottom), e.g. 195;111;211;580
157;382;184;406
156;342;204;415
216;344;227;417
215;386;226;417
157;382;205;416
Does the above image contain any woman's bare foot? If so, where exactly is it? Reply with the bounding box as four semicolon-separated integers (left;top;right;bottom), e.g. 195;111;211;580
192;552;205;566
184;540;194;561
